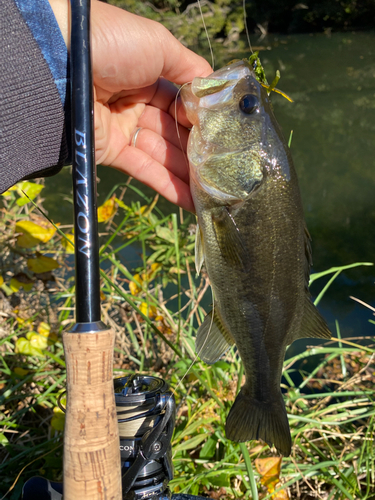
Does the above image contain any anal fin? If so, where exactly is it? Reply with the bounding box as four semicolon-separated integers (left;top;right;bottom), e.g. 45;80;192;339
196;305;235;364
289;295;331;343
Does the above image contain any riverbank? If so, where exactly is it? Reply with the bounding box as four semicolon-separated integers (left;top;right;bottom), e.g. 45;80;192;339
1;184;374;498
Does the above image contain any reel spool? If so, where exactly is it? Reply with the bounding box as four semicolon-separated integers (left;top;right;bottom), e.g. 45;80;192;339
115;374;176;500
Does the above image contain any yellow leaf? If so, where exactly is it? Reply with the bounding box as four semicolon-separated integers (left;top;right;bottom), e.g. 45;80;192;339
27;332;48;349
15;315;33;327
62;233;75;253
13;367;29;377
114;198;130;211
48;331;58;343
0;276;3;287
129;281;140;296
147;263;162;280
16;181;44;206
135;205;148;216
16;220;57;248
51;406;65;432
37;322;51;337
139;302;157;319
129;273;143;295
150;263;162;273
97;196;117;223
1;185;17;196
27;255;59;274
255;457;284;493
16;232;39;249
10;277;33;292
141;194;159;217
273;488;289;500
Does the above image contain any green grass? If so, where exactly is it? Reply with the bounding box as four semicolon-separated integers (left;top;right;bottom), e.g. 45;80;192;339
0;180;374;499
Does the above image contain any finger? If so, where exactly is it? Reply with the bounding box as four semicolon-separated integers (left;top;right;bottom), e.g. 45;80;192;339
148;78;178;113
147;78;195;128
131;127;190;185
91;2;212;91
103;79;193;130
108;145;195;213
137;105;189;152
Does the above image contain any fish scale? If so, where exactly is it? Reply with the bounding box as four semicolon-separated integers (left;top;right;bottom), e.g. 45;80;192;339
181;59;331;456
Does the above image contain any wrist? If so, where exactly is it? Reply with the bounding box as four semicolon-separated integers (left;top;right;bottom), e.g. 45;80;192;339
48;0;70;50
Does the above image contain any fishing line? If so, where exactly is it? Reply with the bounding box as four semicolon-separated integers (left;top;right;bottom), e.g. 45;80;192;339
169;290;216;401
197;0;215;70
113;290;218;492
243;0;253;54
174;82;191;173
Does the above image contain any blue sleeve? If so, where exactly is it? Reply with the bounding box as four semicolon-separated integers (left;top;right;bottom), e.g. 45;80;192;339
14;0;69;110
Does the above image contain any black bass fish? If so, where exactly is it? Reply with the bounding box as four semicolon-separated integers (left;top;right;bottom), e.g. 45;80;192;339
181;60;331;456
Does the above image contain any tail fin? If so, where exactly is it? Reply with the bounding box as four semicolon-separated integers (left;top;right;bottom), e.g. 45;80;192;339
225;389;291;456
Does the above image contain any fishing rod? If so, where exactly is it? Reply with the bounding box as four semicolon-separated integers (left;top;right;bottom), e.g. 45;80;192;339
62;0;121;498
63;1;212;496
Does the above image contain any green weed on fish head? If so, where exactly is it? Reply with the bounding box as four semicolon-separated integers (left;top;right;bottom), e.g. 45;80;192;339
248;52;293;102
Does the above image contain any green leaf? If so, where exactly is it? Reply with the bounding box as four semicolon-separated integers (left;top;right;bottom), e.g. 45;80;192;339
178;417;216;439
156;225;175;243
173;433;208;453
15;337;44;357
309;262;373;285
199;436;217;459
0;433;9;446
205;472;230;488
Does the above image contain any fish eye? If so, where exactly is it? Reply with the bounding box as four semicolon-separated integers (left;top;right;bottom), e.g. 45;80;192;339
239;94;258;114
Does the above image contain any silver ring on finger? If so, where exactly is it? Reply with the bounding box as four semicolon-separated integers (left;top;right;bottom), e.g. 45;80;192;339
131;127;143;148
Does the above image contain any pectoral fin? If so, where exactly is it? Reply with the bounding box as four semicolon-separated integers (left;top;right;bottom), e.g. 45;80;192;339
196;305;235;364
212;207;249;269
195;222;205;275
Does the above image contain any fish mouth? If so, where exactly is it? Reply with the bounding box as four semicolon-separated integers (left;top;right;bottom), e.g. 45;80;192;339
181;60;258;124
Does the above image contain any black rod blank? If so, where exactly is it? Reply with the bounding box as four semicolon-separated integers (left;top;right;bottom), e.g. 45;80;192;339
70;0;100;323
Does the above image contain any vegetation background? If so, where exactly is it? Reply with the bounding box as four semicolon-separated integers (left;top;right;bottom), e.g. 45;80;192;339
106;0;375;47
1;1;375;499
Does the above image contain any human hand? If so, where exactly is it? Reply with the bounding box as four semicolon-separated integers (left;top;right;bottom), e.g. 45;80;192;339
49;0;212;212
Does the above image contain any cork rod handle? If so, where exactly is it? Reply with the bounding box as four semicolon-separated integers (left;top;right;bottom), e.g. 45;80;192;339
63;329;121;499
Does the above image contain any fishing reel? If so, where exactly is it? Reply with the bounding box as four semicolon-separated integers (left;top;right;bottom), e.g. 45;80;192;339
22;374;176;500
22;374;207;500
115;374;175;500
